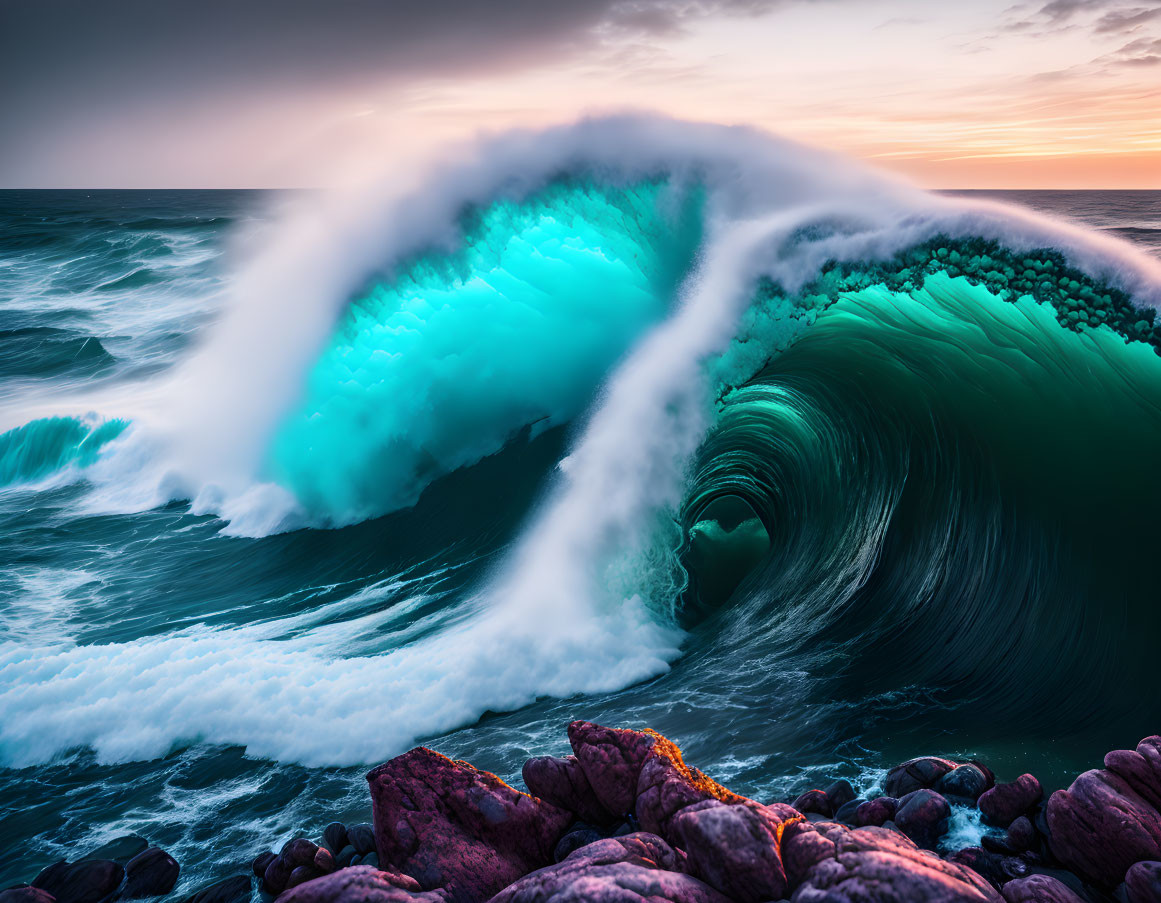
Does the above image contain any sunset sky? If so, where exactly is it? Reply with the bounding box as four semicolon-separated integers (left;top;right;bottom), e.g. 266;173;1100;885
2;0;1159;188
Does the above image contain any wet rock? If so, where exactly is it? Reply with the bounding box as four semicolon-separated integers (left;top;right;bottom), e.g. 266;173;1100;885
313;849;335;875
567;721;658;818
885;756;958;798
366;746;571;903
833;798;864;825
286;868;322;892
253;852;277;879
1000;875;1087;903
1125;860;1161;903
265;855;295;894
946;847;1011;889
86;838;149;866
825;780;857;813
361;854;379;870
32;860;125;903
334;847;357;869
939;765;991;803
781;821;843;887
0;889;57;903
1047;765;1161;885
552;825;602;863
487;834;731;903
323;824;348;855
894;788;951;850
634;732;744;838
281;840;321;870
273;866;446;903
523;755;611;826
979;775;1043;827
179;876;251;903
854;797;897;828
122;848;180;898
670;799;802;903
1007;816;1036;853
791;824;1001;901
791;789;833;817
348;825;375;857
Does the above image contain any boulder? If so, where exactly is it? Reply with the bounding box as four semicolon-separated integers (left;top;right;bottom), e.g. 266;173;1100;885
0;890;56;903
32;861;125;903
894;789;951;850
178;876;251;903
825;780;857;813
791;789;832;816
1047;767;1161;885
253;852;277;879
1006;816;1035;853
1126;860;1161;903
1105;737;1161;811
979;775;1043;827
122;848;180;898
553;825;602;863
567;722;658;818
855;797;897;828
323;824;349;855
633;732;744;838
348;825;375;856
790;824;1002;901
366;746;572;902
487;833;731;903
1000;875;1087;903
522;756;611;826
833;798;864;825
670;799;802;903
938;765;991;803
273;866;446;903
281;840;321;870
885;757;958;798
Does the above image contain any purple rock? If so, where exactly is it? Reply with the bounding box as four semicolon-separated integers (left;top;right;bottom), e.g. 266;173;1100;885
179;876;251;903
1000;875;1087;903
523;755;612;826
854;797;897;827
1126;860;1161;903
281;839;321;869
347;825;375;856
552;825;602;863
1006;816;1035;853
323;823;348;855
366;746;572;902
825;780;857;813
264;856;294;895
31;860;124;903
253;852;277;879
0;890;56;903
1105;737;1161;811
487;833;731;903
894;789;951;850
791;824;1002;901
273;866;446;903
979;775;1043;827
670;799;801;903
567;721;658;819
633;733;746;838
1047;765;1161;885
122;847;180;898
287;868;322;891
938;765;991;802
885;756;958;798
792;789;833;817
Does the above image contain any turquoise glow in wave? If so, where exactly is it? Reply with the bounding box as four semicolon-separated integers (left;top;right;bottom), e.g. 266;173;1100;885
269;180;704;523
0;417;126;488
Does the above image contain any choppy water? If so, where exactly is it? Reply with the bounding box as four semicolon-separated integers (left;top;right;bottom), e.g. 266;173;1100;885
1;121;1160;890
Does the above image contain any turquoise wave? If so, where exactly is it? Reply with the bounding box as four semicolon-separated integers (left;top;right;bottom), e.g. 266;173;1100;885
0;416;127;488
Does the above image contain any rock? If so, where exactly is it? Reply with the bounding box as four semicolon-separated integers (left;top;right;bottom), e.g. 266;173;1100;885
32;861;125;903
791;790;833;817
833;798;864;825
281;840;321;870
1105;737;1161;811
335;847;357;869
634;732;744;838
522;755;611;826
1047;766;1161;885
1007;816;1036;853
946;847;1011;888
265;855;295;894
855;797;897;827
86;838;149;865
487;833;732;903
253;852;277;879
0;890;56;903
1126;861;1161;903
825;780;857;813
122;848;180;898
313;849;335;875
553;826;603;863
179;876;251;903
362;854;379;869
939;765;991;803
885;756;958;798
979;775;1043;827
348;825;375;857
567;721;658;818
273;866;446;903
781;821;842;887
366;746;571;902
287;868;322;891
894;789;951;850
1000;875;1087;903
323;823;348;855
670;799;802;903
791;824;1002;901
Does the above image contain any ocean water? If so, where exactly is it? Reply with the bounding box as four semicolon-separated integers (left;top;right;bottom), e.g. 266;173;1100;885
1;119;1160;890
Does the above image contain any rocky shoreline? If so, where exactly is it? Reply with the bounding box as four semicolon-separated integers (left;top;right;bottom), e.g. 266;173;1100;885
5;722;1161;903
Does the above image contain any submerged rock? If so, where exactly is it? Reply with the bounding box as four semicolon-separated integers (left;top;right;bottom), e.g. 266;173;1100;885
979;775;1043;827
487;833;730;903
85;838;149;866
366;746;571;902
31;860;124;903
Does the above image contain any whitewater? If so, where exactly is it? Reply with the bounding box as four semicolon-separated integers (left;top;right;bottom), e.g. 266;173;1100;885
2;115;1161;886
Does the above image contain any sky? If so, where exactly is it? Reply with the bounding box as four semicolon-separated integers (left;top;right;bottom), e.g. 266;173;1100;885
1;0;1159;188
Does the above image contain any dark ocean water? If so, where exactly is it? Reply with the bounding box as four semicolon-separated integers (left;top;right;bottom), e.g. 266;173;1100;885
1;182;1159;891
